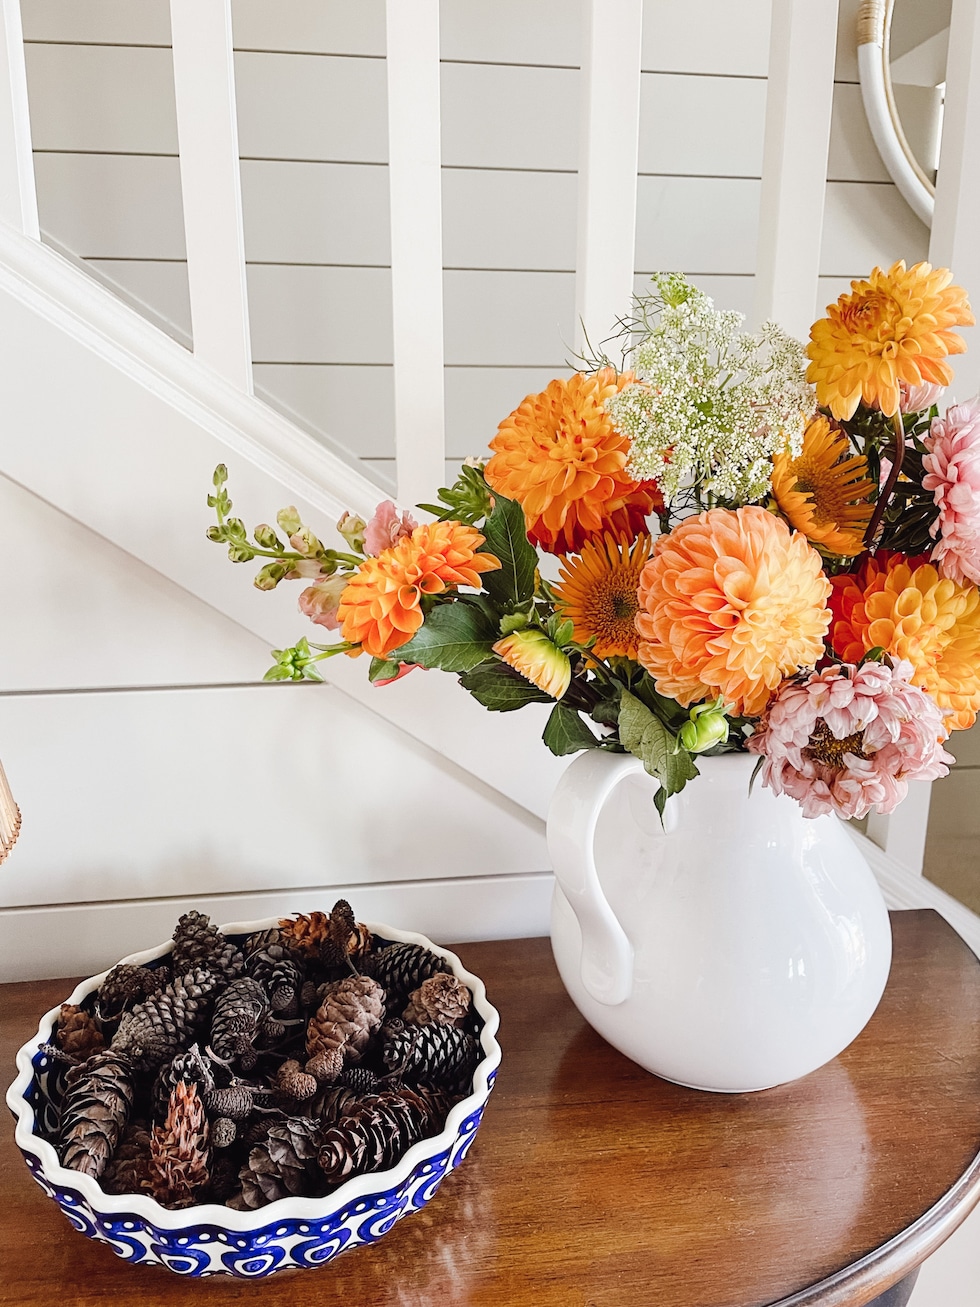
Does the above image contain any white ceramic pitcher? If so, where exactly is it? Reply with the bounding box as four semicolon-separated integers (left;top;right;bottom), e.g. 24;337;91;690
548;749;893;1092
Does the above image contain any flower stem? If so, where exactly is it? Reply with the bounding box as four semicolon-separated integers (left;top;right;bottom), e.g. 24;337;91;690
863;409;906;548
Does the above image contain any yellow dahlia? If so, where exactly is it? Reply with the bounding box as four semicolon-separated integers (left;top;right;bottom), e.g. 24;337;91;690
830;552;980;730
493;629;571;699
771;414;875;557
806;261;974;419
484;368;662;554
635;505;832;717
339;521;500;659
554;533;652;660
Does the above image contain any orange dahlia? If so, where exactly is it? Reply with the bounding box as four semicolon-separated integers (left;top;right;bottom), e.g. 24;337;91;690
554;533;652;660
770;414;875;557
493;629;571;699
484;368;662;554
338;521;500;659
635;505;832;717
806;261;974;419
829;552;980;730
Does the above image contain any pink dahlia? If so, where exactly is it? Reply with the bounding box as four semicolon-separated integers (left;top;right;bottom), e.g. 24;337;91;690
363;500;418;557
900;380;945;413
923;399;980;586
747;660;953;820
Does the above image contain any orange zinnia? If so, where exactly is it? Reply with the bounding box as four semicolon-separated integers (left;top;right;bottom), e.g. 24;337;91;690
338;521;500;659
484;369;662;554
771;414;875;557
635;506;831;717
806;261;974;419
830;551;980;730
554;533;653;660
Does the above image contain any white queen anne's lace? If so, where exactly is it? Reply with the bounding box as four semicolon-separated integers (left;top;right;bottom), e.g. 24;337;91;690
605;275;814;507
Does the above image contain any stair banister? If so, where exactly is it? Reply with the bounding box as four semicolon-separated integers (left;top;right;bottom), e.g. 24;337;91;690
0;0;37;238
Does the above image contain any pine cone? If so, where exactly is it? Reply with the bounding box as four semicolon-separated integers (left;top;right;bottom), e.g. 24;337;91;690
402;974;472;1027
210;1117;238;1149
233;1116;324;1208
366;942;452;1010
111;968;220;1070
275;1059;318;1104
101;1121;153;1195
327;899;374;962
96;963;170;1021
278;911;332;961
209;976;270;1063
305;975;385;1083
339;1065;382;1094
382;1024;479;1090
245;940;305;1014
208;1150;242;1202
204;1084;254;1122
147;1080;211;1209
59;1050;135;1179
151;1044;216;1122
55;1004;106;1060
171;910;244;982
309;1083;364;1125
316;1089;433;1186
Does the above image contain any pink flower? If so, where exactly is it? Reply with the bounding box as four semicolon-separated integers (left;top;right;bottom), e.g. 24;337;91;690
298;574;350;630
747;660;953;820
900;381;945;413
363;500;418;556
923;398;980;585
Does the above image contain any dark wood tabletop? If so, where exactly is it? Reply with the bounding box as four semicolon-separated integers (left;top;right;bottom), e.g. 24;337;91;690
2;909;980;1307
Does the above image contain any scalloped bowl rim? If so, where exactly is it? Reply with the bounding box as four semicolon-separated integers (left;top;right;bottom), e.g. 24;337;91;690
6;916;501;1231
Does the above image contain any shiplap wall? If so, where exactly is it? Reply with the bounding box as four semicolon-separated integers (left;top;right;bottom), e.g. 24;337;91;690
21;0;929;487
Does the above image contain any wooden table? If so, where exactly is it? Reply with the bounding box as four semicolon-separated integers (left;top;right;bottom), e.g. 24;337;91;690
3;909;980;1307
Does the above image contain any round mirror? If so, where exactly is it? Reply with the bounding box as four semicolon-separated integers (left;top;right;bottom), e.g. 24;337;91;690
857;0;950;226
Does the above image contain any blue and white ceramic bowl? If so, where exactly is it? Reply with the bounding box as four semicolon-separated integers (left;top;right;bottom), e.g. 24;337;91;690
6;917;500;1277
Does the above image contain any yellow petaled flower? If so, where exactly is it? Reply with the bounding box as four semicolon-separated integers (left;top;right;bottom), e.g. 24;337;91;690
806;261;974;419
830;553;980;730
339;521;500;659
484;369;662;554
635;505;832;718
770;414;875;558
493;629;571;699
554;533;653;660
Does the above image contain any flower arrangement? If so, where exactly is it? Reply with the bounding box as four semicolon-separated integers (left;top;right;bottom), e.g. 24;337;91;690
207;261;979;821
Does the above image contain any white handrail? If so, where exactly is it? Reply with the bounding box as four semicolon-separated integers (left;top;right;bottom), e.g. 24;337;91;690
0;0;37;238
170;0;252;393
386;0;445;508
575;0;642;357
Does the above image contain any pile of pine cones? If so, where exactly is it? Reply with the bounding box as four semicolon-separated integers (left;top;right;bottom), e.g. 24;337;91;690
41;901;482;1210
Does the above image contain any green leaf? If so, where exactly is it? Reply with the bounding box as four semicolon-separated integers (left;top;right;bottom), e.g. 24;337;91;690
395;602;497;673
618;690;699;800
480;494;538;607
499;610;531;636
301;663;324;682
591;696;621;728
629;675;690;731
542;703;600;755
263;664;293;681
369;656;403;684
458;659;552;711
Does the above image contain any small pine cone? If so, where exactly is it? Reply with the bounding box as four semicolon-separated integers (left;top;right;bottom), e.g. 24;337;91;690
151;1044;216;1122
233;1116;324;1209
258;1014;286;1043
276;1059;318;1104
305;975;385;1082
310;1083;363;1125
147;1080;211;1209
402;974;472;1028
209;976;270;1062
101;1121;153;1195
366;942;452;1010
210;1117;238;1149
243;926;287;956
111;968;220;1070
278;911;332;961
382;1024;479;1089
300;979;319;1010
171;910;244;983
97;964;169;1021
56;1004;106;1060
327;899;374;962
59;1050;135;1179
339;1065;381;1094
316;1089;431;1186
204;1084;254;1122
245;941;304;1014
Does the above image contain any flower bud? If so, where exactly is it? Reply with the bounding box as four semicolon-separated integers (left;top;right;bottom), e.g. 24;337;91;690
253;523;280;550
337;511;367;553
492;629;571;699
277;506;303;535
678;702;730;753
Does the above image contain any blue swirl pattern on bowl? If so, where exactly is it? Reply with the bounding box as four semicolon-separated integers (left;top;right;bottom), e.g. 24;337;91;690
7;919;500;1277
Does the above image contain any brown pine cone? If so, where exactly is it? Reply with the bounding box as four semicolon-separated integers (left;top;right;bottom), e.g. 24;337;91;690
382;1024;479;1090
171;910;244;983
245;941;304;1014
203;1084;254;1122
59;1050;135;1179
275;1059;318;1104
111;968;220;1070
209;976;270;1064
365;941;452;1009
316;1088;433;1186
327;899;374;962
147;1080;211;1209
151;1044;215;1122
278;911;332;960
305;975;385;1083
101;1121;153;1195
210;1117;238;1149
402;974;472;1028
96;964;170;1021
232;1116;324;1209
55;1004;106;1060
308;1083;363;1125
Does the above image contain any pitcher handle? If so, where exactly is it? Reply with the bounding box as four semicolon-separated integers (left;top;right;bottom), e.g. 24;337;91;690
548;750;652;1007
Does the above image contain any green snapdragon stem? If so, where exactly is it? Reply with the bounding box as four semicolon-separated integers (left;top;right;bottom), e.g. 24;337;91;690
863;409;906;548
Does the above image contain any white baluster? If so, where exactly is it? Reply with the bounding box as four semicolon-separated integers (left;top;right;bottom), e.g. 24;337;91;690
575;0;642;357
170;0;252;392
866;781;933;876
753;0;839;339
386;0;445;508
0;0;37;237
